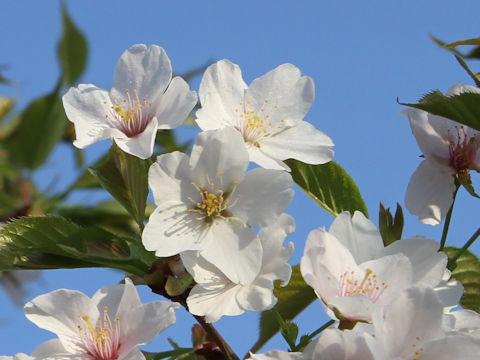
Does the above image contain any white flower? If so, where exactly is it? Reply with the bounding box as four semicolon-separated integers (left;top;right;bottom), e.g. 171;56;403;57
302;329;377;360
249;350;302;360
372;287;480;360
0;355;32;360
184;213;294;322
24;278;179;360
142;127;294;285
196;60;334;170
300;211;447;322
63;44;197;159
402;84;480;225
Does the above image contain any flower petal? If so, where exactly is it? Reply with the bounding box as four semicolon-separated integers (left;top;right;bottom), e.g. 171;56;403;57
112;44;172;104
148;151;195;205
245;63;314;126
246;144;290;170
63;84;119;148
329;211;383;263
233;168;293;227
24;289;99;353
142;204;205;256
187;282;243;323
156;76;197;129
260;121;334;164
190;127;249;189
200;220;263;285
405;160;455;225
382;236;447;287
31;339;69;358
198;59;247;116
114;116;158;159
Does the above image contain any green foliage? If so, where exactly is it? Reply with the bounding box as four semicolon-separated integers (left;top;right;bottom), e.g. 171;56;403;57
250;265;316;353
378;202;404;246
400;91;480;132
89;145;149;231
445;247;480;312
285;159;368;218
58;3;88;85
0;216;154;276
4;93;67;170
143;348;195;360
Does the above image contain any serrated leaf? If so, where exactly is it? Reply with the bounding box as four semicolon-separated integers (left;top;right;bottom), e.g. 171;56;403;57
249;265;316;354
0;216;153;276
444;247;480;312
4;93;67;169
89;145;149;230
58;3;88;85
379;202;404;246
400;91;480;132
285;159;368;218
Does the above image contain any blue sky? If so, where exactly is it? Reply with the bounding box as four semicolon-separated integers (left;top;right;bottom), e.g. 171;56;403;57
1;0;480;356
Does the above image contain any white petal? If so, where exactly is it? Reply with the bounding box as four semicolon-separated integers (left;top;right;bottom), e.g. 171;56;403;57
112;44;172;104
200;220;263;285
329;211;383;263
401;108;452;163
148;152;194;205
247;144;290;170
196;92;237;130
258;213;295;285
181;250;226;285
301;229;359;301
304;329;377;360
405;160;455;225
142;204;206;256
260;121;334;164
31;339;68;358
114;116;158;159
373;287;444;359
236;277;277;311
245;63;314;126
234;168;293;227
63;85;118;148
382;236;447;287
198;59;247;112
156;76;197;129
447;83;480;96
423;334;480;360
187;282;243;323
24;289;99;353
119;300;179;349
190;127;249;189
249;350;302;360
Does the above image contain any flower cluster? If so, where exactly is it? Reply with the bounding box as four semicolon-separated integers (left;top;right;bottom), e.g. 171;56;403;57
4;42;480;360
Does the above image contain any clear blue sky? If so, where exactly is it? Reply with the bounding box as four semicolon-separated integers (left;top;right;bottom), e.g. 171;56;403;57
1;0;480;356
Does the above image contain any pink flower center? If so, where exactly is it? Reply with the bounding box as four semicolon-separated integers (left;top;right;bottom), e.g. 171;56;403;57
105;89;152;137
448;126;479;180
338;268;388;303
77;306;121;360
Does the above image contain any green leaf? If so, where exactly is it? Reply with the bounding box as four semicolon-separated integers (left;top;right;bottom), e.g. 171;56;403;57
142;349;194;360
285;159;368;217
249;265;316;354
378;202;404;246
155;129;190;153
444;247;480;312
58;3;88;85
0;97;14;122
400;91;480;132
89;145;149;230
442;37;480;48
0;216;153;276
4;93;67;170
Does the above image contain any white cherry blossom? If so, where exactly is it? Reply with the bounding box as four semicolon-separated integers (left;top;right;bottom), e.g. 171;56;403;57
185;213;294;322
373;287;480;360
23;278;179;360
196;59;334;170
142;127;294;285
300;211;448;322
402;84;480;225
63;44;197;159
